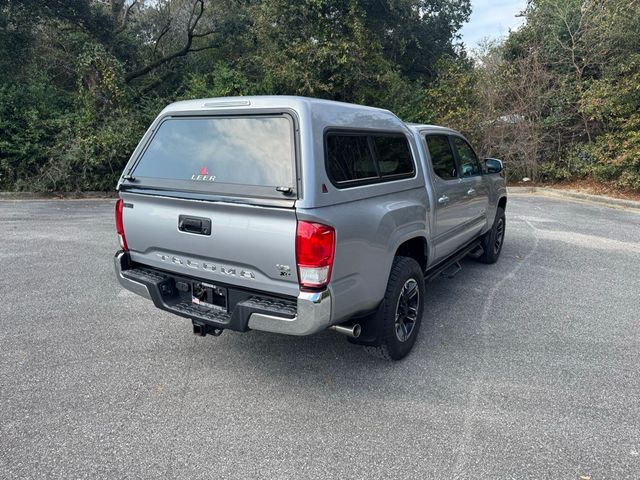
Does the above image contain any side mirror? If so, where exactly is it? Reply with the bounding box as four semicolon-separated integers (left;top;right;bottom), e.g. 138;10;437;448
484;158;503;174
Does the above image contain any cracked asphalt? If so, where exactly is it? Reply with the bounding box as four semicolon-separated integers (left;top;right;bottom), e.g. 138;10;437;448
1;195;639;479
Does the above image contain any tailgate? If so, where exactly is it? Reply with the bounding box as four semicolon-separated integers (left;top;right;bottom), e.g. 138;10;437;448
121;192;299;297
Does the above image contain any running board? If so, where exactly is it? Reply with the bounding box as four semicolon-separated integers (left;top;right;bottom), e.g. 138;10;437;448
424;239;482;283
443;261;462;279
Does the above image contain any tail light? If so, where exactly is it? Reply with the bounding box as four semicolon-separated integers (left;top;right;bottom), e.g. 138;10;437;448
296;221;335;290
115;198;128;251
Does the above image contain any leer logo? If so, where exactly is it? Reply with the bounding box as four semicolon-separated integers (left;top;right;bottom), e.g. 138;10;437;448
192;166;216;182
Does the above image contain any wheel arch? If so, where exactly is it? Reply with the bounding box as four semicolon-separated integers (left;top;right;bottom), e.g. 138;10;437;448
394;235;429;273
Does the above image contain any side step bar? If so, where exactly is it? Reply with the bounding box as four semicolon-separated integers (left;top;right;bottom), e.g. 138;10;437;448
424;239;482;283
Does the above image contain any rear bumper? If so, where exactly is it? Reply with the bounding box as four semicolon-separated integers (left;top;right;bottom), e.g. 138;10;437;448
115;252;153;300
247;289;331;336
114;251;332;336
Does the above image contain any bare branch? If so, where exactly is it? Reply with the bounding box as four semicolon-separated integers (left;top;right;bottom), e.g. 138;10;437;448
115;0;138;34
125;0;214;83
153;18;173;55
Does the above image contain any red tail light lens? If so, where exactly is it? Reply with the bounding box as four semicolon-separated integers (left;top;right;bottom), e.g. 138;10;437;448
115;199;128;251
296;221;335;290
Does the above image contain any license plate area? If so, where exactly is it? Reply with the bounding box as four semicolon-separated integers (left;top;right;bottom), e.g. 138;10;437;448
191;281;227;312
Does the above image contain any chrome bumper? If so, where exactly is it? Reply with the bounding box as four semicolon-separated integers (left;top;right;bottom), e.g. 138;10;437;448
115;251;151;300
114;251;332;336
248;289;332;336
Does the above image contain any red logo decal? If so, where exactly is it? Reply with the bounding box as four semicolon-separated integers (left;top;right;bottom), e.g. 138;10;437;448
200;167;208;175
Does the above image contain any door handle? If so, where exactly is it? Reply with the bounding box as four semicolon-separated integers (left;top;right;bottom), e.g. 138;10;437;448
438;195;449;205
467;188;476;196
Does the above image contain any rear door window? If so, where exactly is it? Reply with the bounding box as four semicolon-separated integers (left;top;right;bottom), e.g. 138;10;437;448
425;135;458;180
131;115;295;196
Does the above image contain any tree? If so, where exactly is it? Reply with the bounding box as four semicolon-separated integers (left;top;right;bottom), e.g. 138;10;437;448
9;0;638;193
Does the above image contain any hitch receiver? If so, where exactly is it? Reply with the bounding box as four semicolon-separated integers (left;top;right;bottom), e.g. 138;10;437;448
192;322;224;337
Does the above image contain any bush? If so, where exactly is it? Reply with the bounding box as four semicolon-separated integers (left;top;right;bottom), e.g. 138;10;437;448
33;102;159;192
589;131;640;190
0;80;71;189
539;162;573;183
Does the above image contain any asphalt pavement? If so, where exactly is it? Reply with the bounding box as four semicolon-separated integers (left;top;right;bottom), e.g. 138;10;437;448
1;195;639;479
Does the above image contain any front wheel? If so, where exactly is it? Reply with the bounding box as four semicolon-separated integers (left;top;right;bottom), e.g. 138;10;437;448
477;207;506;264
364;257;425;361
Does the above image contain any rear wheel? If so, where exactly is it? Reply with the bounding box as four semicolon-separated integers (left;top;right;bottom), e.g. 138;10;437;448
478;207;506;264
364;256;425;361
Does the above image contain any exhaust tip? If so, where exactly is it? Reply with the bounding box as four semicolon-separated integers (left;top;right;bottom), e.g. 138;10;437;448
329;324;361;338
352;324;362;338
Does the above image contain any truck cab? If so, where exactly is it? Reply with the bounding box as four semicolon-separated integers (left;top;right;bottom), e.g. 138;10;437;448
408;124;506;263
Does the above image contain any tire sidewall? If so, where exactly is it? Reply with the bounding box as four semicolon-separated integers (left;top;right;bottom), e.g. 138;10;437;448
381;257;425;360
481;207;506;263
493;211;506;257
490;208;506;259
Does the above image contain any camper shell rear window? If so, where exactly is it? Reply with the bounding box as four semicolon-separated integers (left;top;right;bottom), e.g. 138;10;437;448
128;114;297;198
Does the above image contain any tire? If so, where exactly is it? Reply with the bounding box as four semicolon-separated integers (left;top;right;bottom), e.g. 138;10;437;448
478;207;506;264
364;256;425;361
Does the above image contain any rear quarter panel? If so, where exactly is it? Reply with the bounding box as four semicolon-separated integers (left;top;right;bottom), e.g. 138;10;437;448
299;186;429;323
296;105;432;323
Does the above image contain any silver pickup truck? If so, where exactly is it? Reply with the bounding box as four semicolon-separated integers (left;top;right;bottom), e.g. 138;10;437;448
114;96;506;360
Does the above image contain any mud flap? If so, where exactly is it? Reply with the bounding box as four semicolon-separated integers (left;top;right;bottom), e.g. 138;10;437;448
347;300;386;347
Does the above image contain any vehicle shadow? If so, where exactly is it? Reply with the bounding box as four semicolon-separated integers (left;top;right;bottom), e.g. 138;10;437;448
188;257;492;395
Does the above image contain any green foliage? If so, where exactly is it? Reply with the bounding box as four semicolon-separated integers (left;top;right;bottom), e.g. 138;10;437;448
0;79;70;188
365;69;424;122
0;0;638;192
249;0;384;100
76;43;128;110
539;162;573;183
421;58;479;137
469;0;640;190
181;64;252;99
36;108;151;192
589;131;640;190
0;0;471;192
